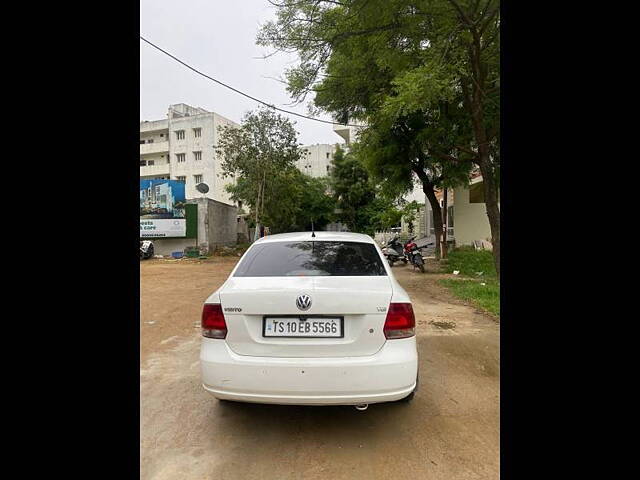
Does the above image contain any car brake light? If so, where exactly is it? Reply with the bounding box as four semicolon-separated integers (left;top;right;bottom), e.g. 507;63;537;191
201;304;227;339
383;303;415;339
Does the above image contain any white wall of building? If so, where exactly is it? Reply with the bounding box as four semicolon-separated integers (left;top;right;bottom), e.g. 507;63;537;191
168;110;219;201
452;178;495;246
297;144;338;178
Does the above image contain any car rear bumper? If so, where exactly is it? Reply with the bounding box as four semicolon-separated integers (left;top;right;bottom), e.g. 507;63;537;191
200;337;418;405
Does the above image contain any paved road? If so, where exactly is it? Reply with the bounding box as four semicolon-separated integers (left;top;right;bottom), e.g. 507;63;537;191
140;258;499;480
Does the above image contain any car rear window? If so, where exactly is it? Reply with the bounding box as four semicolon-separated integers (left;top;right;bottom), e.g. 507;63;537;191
234;241;387;277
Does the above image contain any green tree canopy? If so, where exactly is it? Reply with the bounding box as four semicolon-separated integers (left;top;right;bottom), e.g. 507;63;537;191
329;146;406;235
216;108;303;235
259;0;500;272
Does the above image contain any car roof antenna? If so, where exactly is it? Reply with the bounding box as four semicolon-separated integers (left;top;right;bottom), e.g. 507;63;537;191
311;218;316;237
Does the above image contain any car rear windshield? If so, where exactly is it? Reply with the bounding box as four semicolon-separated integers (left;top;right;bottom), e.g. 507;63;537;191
234;241;387;277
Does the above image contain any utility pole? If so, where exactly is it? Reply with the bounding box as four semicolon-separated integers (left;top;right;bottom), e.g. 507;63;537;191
442;188;448;259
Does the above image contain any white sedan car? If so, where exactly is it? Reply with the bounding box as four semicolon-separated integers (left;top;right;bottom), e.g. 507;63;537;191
200;232;418;408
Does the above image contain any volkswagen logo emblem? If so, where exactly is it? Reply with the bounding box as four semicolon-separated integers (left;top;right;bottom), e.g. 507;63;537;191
296;294;312;311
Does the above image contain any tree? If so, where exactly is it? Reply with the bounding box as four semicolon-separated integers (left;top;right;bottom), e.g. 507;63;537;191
443;0;500;273
329;145;406;235
258;0;500;273
352;108;472;259
400;200;422;234
216;108;302;237
296;175;335;231
329;146;375;233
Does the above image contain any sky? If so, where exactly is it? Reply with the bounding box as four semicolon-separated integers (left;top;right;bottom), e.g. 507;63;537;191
140;0;344;146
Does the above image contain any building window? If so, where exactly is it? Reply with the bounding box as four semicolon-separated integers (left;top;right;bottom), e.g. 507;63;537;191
193;151;202;161
148;160;155;166
194;174;203;184
140;159;146;166
326;152;330;159
147;139;154;144
176;176;186;183
176;153;186;163
193;128;202;138
140;139;145;144
160;133;164;137
175;130;185;140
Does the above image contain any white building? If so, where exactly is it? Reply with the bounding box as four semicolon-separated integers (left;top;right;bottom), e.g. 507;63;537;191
294;122;366;180
140;103;239;205
451;174;496;247
297;144;339;178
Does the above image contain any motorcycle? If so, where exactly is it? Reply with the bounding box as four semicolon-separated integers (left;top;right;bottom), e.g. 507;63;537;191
404;236;425;273
140;240;155;260
381;235;408;267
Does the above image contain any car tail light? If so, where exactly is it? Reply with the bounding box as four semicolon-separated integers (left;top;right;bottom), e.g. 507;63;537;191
383;303;415;339
201;304;227;339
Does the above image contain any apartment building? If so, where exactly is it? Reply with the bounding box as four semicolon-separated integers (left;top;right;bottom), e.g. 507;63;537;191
298;120;365;178
140;103;239;205
297;144;338;178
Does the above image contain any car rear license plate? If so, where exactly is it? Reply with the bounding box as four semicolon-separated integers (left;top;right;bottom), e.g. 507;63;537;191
263;317;343;338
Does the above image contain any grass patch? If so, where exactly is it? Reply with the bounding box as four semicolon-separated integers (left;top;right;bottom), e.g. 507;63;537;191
445;246;497;279
439;278;500;317
439;246;499;317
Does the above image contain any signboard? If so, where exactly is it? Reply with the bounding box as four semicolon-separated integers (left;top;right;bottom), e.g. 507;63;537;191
140;179;187;238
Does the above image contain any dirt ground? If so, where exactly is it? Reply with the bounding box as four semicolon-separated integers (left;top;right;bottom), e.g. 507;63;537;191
140;256;499;480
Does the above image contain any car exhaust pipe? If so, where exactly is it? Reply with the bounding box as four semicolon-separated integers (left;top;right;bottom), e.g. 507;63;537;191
354;404;369;411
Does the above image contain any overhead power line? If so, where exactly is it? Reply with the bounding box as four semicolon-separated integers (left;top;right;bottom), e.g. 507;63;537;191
140;36;361;128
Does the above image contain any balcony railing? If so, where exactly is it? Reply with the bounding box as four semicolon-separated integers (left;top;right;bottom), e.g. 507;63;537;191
139;163;171;177
140;141;169;156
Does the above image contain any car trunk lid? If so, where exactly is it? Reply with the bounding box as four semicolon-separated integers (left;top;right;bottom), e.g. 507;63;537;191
219;276;392;357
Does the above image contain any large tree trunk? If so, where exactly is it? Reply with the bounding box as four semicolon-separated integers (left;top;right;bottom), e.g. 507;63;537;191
424;184;445;261
477;155;500;275
442;188;448;259
470;99;500;275
413;166;445;261
463;41;500;276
